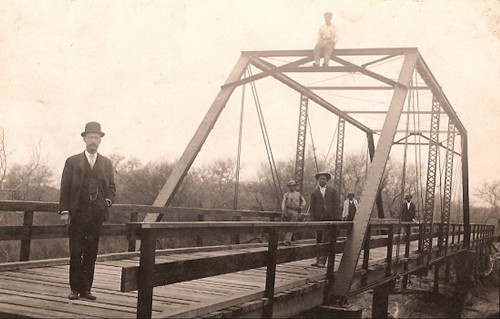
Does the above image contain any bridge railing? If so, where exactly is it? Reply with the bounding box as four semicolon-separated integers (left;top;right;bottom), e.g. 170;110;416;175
0;200;281;262
124;220;496;318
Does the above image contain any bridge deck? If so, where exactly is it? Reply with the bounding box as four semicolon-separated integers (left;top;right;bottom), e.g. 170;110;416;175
0;241;394;318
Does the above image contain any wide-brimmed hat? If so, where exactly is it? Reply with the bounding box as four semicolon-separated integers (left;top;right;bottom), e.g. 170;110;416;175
81;121;105;137
405;194;413;200
287;180;298;186
315;171;332;181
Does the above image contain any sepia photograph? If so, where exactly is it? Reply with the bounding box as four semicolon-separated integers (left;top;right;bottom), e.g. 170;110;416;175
0;0;498;318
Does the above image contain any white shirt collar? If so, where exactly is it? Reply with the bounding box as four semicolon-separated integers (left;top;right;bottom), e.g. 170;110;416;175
84;150;98;160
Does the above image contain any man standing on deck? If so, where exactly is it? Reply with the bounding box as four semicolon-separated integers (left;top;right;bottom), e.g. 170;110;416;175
308;172;340;267
59;122;115;300
281;180;306;245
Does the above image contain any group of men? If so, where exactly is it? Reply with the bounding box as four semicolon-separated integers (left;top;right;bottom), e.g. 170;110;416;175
281;171;418;267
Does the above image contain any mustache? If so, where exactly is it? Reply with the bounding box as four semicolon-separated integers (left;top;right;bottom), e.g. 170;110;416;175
88;143;98;147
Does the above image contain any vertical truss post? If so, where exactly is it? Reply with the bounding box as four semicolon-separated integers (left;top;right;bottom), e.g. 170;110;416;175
461;133;471;248
422;95;441;262
439;119;456;256
294;94;309;193
367;133;385;219
333;118;345;196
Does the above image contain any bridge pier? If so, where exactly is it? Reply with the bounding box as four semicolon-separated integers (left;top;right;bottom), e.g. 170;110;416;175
372;281;394;318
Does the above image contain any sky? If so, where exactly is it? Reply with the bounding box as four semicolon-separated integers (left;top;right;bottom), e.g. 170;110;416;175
0;0;499;203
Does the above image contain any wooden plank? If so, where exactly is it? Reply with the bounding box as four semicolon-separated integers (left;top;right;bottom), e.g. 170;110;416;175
0;301;88;318
121;243;332;292
0;224;126;240
0;291;137;318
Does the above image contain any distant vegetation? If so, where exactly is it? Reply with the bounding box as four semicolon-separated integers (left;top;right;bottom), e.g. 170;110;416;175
0;125;498;262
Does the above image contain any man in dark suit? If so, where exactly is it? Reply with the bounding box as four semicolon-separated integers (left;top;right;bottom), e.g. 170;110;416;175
59;122;115;301
308;171;340;267
402;194;416;222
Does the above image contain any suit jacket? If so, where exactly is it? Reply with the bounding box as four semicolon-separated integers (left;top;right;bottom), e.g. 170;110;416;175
309;186;340;221
59;152;116;221
402;201;416;221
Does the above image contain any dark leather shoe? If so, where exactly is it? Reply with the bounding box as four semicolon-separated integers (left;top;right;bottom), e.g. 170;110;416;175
310;262;325;268
68;291;79;300
80;292;97;300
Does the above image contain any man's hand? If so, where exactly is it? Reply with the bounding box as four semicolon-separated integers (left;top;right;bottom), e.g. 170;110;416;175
60;212;71;225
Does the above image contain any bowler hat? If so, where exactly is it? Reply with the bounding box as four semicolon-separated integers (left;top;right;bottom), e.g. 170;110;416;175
287;180;298;186
315;171;332;181
81;121;105;137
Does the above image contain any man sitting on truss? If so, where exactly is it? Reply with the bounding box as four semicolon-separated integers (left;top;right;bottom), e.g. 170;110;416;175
313;12;339;67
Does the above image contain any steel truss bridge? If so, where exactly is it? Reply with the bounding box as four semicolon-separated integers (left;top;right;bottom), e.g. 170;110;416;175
0;48;497;318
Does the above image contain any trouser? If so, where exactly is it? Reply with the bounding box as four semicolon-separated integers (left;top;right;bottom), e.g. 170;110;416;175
69;221;102;293
315;229;328;265
314;40;335;66
283;209;300;242
315;218;341;265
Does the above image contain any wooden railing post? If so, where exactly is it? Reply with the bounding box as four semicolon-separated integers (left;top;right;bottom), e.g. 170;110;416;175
196;214;204;247
137;230;156;319
20;210;34;261
401;224;411;289
263;229;278;318
128;212;139;252
361;226;371;287
232;215;241;244
386;225;394;277
325;224;337;304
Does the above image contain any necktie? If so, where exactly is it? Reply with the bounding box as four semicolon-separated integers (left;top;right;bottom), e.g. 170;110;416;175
89;154;96;169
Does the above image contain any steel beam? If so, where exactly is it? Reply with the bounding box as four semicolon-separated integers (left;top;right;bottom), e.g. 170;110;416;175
249;57;373;134
330;56;403;88
461;134;471;247
422;95;441;261
222;56;313;89
439;119;456;255
333;52;418;297
367;133;385;219
308;86;429;90
279;66;356;72
416;54;466;135
143;56;251;222
333;118;345;196
294;94;309;192
241;48;417;57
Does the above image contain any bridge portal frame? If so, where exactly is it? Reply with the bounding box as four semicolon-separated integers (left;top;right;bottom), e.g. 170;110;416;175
142;48;470;298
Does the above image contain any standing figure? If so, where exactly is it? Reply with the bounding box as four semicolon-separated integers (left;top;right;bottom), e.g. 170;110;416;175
308;172;340;267
59;122;116;300
402;194;416;222
281;180;306;246
342;192;359;221
313;12;339;67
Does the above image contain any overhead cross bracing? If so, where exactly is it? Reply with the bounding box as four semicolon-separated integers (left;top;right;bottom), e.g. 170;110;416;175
142;47;470;300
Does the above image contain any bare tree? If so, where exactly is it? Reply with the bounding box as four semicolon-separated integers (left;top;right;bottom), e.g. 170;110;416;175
474;180;500;227
3;140;53;200
0;127;8;190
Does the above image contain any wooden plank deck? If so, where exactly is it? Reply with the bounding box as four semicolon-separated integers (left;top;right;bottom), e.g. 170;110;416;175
0;240;413;318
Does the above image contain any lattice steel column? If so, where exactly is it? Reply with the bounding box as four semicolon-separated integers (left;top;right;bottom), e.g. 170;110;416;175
422;95;441;261
439;119;456;255
333;118;345;196
294;94;308;193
